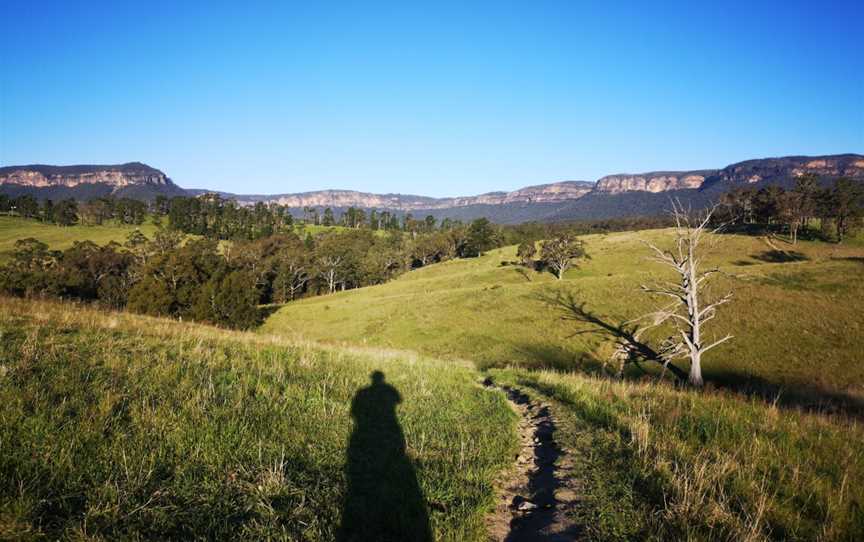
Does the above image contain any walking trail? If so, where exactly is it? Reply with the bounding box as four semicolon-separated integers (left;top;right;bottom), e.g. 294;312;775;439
483;378;585;541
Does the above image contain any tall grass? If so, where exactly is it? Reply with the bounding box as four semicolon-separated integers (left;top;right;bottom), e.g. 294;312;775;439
491;369;864;541
0;297;517;540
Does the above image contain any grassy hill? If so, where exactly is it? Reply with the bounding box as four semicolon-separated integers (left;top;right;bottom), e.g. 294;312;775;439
260;229;864;539
3;220;864;539
0;216;160;259
263;229;864;407
0;296;516;540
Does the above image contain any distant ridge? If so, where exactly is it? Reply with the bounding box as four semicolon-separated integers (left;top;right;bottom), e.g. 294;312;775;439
2;154;861;223
0;162;185;200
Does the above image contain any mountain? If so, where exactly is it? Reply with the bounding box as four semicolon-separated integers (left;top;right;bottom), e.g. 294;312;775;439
209;154;862;223
0;162;186;200
188;180;594;210
2;154;861;223
545;154;864;222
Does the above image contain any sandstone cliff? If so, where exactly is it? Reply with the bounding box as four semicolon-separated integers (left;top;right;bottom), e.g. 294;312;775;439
0;162;185;199
3;154;862;223
594;171;716;194
593;154;864;194
234;181;594;210
715;154;864;186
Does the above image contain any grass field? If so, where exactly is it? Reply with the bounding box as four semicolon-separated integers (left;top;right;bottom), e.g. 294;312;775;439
3;219;864;539
0;216;160;259
0;216;373;261
257;228;864;539
263;229;864;409
489;368;864;541
0;297;516;540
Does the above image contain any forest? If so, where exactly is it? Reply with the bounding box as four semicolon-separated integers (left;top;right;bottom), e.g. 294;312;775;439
1;175;862;332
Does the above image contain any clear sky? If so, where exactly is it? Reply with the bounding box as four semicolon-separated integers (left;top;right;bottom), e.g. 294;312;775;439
1;1;862;196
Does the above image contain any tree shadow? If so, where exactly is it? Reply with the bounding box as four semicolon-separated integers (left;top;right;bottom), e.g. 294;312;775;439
257;303;283;320
512;342;607;375
706;369;864;420
536;289;864;419
750;250;810;263
513;266;533;282
337;371;432;542
831;256;864;265
534;289;689;382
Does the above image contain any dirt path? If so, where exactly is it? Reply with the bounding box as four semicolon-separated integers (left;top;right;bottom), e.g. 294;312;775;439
484;379;584;541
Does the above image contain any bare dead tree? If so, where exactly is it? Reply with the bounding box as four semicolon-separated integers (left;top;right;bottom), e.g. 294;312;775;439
536;289;690;382
638;201;734;386
317;255;344;294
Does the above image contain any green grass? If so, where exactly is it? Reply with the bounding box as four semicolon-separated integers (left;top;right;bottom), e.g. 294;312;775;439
4;220;864;540
0;217;383;261
0;297;516;540
488;368;864;541
0;216;160;259
262;229;864;404
293;223;389;237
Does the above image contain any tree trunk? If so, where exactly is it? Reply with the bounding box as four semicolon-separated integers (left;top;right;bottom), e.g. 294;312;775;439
687;241;703;387
688;352;703;386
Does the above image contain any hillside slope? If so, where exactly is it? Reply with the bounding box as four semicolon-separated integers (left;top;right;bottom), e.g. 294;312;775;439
0;216;160;259
0;297;515;540
262;229;864;406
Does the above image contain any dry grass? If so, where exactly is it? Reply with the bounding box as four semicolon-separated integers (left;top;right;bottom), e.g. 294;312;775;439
491;368;864;541
0;296;516;540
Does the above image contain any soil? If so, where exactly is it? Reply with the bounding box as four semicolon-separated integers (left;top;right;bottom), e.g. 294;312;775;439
483;378;585;541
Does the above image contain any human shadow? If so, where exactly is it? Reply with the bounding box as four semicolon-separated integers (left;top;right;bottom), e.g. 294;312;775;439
337;371;432;542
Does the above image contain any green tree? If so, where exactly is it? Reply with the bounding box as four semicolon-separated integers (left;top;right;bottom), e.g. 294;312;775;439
516;241;537;266
194;271;261;329
322;207;335;226
0;239;59;297
828;177;864;243
13;195;39;218
540;234;586;280
463;218;498;257
53;199;79;226
128;276;175;316
42;199;55;223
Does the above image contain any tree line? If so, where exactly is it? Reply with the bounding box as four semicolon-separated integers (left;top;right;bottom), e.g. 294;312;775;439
168;194;470;240
0;217;502;329
0;194;152;227
715;175;864;243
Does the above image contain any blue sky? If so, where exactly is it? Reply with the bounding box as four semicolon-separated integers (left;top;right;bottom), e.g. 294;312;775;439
1;1;862;196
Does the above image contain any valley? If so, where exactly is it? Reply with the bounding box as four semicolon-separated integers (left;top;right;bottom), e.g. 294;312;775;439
2;214;862;540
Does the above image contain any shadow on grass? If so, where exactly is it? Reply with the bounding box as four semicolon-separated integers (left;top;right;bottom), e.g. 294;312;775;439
831;256;864;265
338;371;432;542
751;250;810;263
534;289;690;382
534;288;864;419
513;266;533;282
705;369;864;419
257;303;283;320
511;342;607;374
